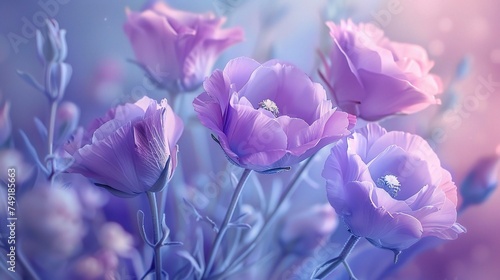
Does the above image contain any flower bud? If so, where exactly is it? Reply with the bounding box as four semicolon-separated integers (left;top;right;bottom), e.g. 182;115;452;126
460;154;500;207
56;101;80;141
36;19;68;64
45;61;72;101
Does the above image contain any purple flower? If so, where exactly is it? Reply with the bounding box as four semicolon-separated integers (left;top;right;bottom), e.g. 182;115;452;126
65;96;183;197
322;123;464;251
320;20;443;121
124;2;244;92
193;57;356;173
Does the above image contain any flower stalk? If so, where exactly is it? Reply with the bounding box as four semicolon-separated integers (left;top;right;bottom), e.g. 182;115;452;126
311;235;360;279
216;155;316;278
147;191;163;280
46;100;58;183
202;169;252;279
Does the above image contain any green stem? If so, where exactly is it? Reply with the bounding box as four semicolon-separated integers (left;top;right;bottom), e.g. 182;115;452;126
147;192;162;280
202;169;252;279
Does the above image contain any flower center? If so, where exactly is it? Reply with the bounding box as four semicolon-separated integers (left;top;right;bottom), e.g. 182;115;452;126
259;99;279;117
376;175;401;198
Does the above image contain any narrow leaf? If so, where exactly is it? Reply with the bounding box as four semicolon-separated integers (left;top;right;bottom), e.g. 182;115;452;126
19;130;48;174
17;70;45;92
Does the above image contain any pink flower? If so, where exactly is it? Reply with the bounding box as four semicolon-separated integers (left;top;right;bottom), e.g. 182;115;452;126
124;2;244;92
321;20;443;121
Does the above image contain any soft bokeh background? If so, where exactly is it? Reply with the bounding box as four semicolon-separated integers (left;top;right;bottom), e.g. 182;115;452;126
1;0;499;279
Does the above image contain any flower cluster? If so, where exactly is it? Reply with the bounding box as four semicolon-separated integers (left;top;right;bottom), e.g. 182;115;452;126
6;2;481;280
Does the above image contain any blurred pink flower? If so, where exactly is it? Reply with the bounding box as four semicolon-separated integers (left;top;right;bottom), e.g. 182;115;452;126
321;20;443;121
124;1;244;92
19;185;85;262
98;222;134;256
280;204;338;255
0;149;34;184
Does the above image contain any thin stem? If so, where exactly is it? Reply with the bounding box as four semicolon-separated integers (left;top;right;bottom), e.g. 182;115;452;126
202;169;252;279
47;101;57;156
342;260;356;280
312;235;360;280
47;100;58;183
147;192;162;280
217;156;315;276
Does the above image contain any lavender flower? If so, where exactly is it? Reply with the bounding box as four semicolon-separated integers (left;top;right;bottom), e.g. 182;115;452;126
36;19;72;101
36;19;68;63
193;57;355;173
64;96;183;197
322;123;464;251
124;1;244;92
320;20;443;121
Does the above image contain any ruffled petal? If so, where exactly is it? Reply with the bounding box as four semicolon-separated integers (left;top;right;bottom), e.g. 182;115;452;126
356;69;440;121
223;103;287;170
331;181;423;250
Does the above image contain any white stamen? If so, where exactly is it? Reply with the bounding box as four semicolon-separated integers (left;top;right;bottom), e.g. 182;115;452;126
377;175;401;198
259;99;279;117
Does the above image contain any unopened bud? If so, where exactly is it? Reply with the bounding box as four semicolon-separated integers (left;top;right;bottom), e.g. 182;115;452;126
460;154;500;206
36;19;68;64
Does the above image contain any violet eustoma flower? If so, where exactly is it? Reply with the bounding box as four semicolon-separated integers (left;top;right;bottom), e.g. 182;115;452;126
65;96;183;197
193;57;355;173
124;2;244;93
321;20;443;121
322;123;464;251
